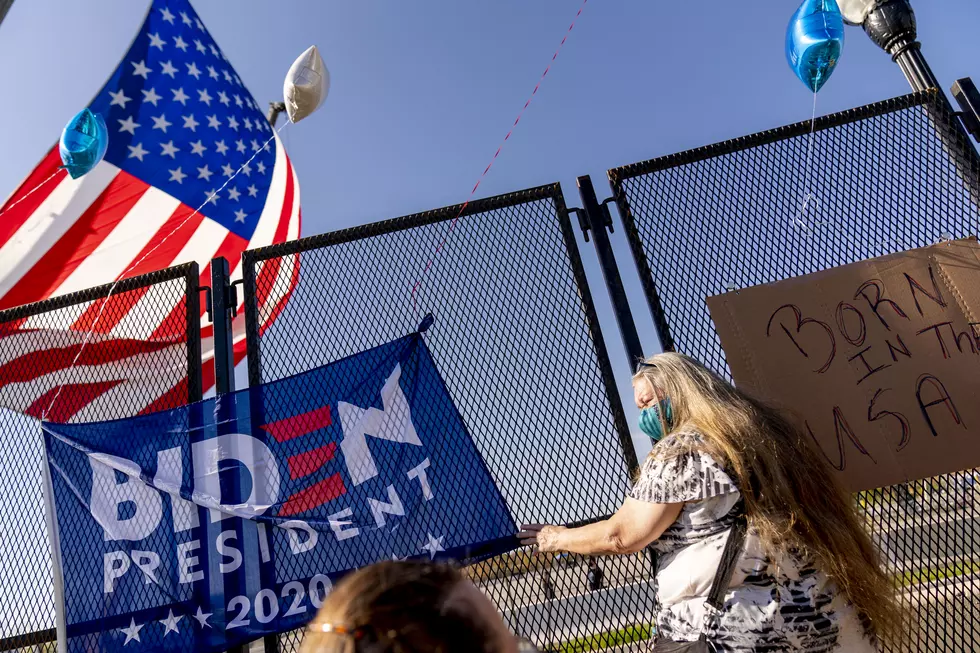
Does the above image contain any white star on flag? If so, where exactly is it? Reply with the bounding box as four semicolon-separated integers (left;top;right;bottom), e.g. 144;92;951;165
151;114;172;132
117;116;139;135
207;114;221;130
198;89;212;106
160;609;183;636
187;62;202;79
207;65;219;79
172;87;189;105
148;32;165;50
421;533;445;560
160;60;178;78
127;143;149;161
131;60;151;79
218;91;230;106
227;187;241;201
215;140;229;155
141;88;162;106
205;189;219;204
109;89;131;108
235;139;246;153
169;167;187;184
180;10;192;25
183;114;199;131
228;116;239;130
174;35;188;51
160;140;179;158
222;163;235;177
190;140;207;156
120;618;143;645
248;184;258;197
193;607;212;629
194;39;206;54
234;208;247;223
256;161;267;174
197;165;213;181
160;6;175;23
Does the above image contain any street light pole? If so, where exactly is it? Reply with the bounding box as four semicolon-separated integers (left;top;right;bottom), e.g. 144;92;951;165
843;0;980;209
0;0;13;31
860;0;939;93
267;101;286;127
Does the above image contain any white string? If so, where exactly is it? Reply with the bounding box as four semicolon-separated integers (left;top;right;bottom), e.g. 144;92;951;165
0;170;62;219
796;89;820;232
39;121;291;422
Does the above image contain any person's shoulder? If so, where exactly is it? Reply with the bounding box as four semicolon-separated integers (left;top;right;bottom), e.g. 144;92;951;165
649;428;705;459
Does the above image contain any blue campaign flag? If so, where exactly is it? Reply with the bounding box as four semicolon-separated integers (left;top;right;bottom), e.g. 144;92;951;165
43;333;516;652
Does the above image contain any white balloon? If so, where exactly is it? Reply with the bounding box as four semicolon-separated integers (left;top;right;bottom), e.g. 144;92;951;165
283;45;329;123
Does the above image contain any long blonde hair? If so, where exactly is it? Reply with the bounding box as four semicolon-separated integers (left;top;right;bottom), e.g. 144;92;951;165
634;352;903;643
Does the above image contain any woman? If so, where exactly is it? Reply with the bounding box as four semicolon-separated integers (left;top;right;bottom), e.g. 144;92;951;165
300;560;538;653
520;353;902;652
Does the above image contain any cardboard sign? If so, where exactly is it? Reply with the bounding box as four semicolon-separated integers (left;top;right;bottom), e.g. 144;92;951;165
707;238;980;491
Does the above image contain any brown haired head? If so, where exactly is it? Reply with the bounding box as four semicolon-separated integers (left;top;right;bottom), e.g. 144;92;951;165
300;560;517;653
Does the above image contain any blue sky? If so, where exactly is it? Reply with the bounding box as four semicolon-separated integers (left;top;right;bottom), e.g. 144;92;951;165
1;0;979;457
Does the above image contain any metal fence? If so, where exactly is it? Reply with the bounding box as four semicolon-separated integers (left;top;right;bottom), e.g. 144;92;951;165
3;89;980;653
609;89;980;652
241;183;652;652
0;264;202;651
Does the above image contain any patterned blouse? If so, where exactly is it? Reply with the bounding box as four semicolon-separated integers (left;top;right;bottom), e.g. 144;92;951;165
630;430;877;653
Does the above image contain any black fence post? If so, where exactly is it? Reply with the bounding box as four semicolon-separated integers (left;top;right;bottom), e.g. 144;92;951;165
575;176;658;580
211;257;235;395
217;256;281;653
575;175;645;368
211;258;252;653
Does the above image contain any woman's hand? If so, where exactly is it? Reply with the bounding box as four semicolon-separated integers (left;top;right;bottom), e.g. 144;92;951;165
518;524;567;552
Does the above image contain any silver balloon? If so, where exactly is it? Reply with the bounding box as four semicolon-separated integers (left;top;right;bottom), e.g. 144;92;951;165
283;45;329;123
837;0;878;25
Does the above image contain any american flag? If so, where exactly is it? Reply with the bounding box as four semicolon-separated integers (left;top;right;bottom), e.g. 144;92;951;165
0;0;300;421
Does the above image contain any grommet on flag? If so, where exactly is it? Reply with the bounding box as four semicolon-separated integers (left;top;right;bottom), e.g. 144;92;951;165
417;313;435;334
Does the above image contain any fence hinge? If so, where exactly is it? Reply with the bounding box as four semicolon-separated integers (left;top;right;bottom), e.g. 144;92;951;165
199;285;213;322
228;279;244;317
568;207;591;242
600;198;616;233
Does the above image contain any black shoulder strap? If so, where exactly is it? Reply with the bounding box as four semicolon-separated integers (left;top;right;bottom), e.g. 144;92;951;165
705;515;747;611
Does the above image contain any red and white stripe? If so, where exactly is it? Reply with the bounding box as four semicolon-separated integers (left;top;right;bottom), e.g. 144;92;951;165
0;134;300;422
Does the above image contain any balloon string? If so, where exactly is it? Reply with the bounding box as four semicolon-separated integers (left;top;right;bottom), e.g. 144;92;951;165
0;170;62;220
796;88;820;231
409;0;589;316
38;122;290;423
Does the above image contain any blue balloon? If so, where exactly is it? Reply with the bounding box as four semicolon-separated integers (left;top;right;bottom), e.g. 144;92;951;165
786;0;845;93
59;108;108;179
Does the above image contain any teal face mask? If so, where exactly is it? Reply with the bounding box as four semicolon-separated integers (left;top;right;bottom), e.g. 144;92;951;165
638;398;673;442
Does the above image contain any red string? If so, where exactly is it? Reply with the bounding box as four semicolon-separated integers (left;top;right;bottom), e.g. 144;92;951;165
410;0;589;314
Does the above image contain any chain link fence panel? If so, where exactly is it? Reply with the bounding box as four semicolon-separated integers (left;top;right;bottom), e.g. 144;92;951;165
0;264;202;652
242;184;653;652
609;90;980;652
